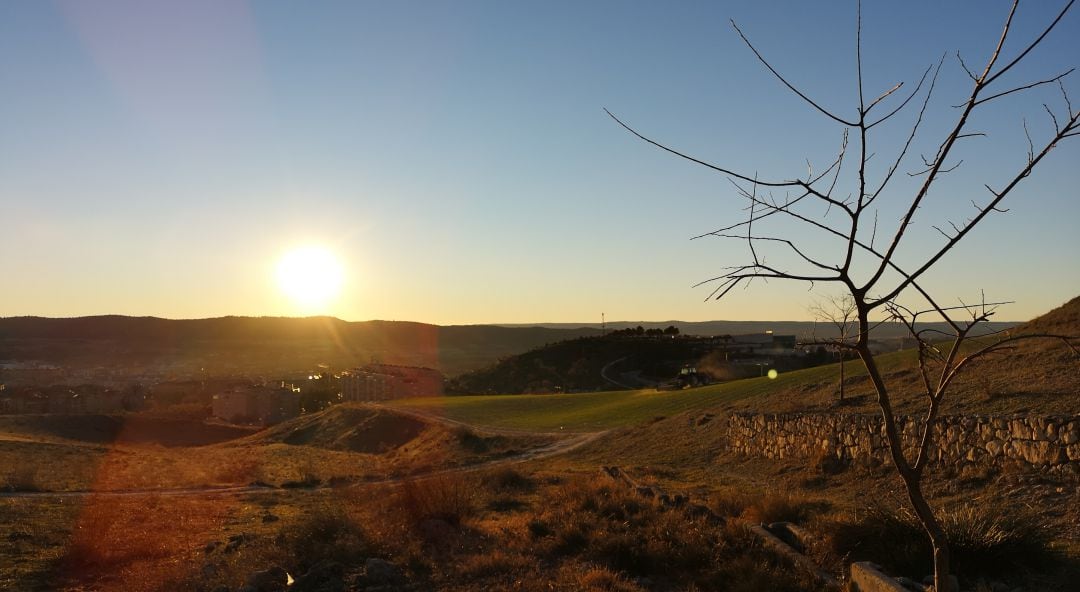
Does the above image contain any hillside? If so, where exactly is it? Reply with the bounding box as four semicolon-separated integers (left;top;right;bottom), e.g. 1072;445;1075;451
722;295;1080;416
0;315;1019;386
0;316;601;380
502;319;1018;339
393;296;1080;429
448;333;835;395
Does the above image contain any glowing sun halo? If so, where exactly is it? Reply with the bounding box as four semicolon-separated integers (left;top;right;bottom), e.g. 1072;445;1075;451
276;246;344;312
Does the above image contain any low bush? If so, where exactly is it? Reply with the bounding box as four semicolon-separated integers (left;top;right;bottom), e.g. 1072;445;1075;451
710;489;821;524
481;466;535;492
2;464;43;492
821;501;1057;582
456;549;531;579
531;476;814;590
280;501;370;572
568;564;646;591
394;473;477;528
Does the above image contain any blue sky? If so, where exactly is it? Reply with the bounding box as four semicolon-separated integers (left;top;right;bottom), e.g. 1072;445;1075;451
1;1;1077;324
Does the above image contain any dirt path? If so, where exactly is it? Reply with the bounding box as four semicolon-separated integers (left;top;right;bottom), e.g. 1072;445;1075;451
0;409;609;500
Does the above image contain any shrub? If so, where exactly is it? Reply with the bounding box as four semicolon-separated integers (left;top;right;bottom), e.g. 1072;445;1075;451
281;501;370;572
938;504;1055;578
2;464;43;492
709;488;755;518
572;564;646;592
810;447;847;476
481;467;535;492
822;502;1056;581
211;457;263;485
453;426;497;453
527;518;552;539
742;492;820;524
394;473;477;528
457;549;530;579
711;489;820;524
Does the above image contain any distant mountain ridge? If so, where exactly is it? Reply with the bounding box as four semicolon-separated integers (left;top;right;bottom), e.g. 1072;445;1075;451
0;316;601;378
0;315;1021;382
498;319;1020;339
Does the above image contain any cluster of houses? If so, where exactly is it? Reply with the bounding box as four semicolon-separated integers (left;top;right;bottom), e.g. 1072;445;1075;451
210;382;303;425
0;362;446;427
209;363;445;425
0;384;147;414
339;364;444;402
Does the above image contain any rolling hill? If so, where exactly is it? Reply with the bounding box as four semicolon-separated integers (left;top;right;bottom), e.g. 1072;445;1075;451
0;315;602;380
392;296;1080;430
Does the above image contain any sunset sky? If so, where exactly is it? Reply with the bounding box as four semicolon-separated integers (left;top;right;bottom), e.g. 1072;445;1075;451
2;1;1078;324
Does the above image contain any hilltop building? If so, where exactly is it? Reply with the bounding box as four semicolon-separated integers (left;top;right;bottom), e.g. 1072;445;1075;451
340;364;444;402
212;383;301;425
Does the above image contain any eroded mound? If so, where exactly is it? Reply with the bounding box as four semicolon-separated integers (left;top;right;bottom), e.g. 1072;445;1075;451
256;405;428;453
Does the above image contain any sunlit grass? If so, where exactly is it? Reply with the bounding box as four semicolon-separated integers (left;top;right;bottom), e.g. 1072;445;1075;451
387;355;882;432
391;332;1077;432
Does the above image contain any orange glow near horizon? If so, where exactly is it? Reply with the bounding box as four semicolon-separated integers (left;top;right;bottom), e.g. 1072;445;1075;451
275;245;345;315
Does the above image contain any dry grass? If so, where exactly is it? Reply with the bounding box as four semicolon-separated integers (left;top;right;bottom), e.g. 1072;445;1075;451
0;498;80;590
709;488;825;525
57;495;230;592
521;476;817;590
3;463;835;592
2;463;43;492
566;564;646;591
815;500;1065;587
394;473;480;529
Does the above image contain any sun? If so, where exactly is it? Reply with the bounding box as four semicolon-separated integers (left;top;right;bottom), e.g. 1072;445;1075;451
275;245;344;313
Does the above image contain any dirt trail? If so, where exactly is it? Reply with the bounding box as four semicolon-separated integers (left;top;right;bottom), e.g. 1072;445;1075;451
0;406;608;500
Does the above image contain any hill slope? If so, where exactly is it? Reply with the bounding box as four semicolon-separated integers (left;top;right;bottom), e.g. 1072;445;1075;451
0;315;601;379
391;296;1080;430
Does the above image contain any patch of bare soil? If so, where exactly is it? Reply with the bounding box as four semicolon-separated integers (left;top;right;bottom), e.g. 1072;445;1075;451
0;414;257;447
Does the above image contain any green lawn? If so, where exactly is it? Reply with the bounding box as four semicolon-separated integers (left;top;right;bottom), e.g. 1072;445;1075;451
388;360;857;432
388;345;938;432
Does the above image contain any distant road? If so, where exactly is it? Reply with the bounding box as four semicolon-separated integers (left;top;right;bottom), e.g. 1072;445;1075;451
600;357;635;389
600;357;658;390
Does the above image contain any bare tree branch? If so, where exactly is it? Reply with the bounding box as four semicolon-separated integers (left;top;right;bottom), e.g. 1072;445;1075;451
973;68;1074;107
730;20;857;127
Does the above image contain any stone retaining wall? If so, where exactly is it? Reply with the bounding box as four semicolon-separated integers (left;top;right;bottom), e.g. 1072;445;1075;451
724;412;1080;473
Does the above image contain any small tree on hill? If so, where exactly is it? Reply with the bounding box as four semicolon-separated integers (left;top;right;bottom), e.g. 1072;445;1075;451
809;293;857;403
609;2;1079;590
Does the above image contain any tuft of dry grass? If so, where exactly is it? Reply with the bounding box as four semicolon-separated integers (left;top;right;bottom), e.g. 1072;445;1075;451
394;473;479;528
456;548;531;580
2;464;43;492
710;488;823;525
817;501;1059;584
570;564;646;591
276;500;371;572
528;476;816;590
481;466;535;493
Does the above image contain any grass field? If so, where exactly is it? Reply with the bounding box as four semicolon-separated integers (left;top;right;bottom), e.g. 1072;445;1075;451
388;361;850;432
392;321;1080;432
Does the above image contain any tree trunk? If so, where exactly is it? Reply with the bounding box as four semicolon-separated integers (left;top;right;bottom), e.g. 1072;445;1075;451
838;352;845;403
900;469;951;592
856;334;951;591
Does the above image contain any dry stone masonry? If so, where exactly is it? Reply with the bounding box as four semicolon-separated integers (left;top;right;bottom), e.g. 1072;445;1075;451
722;413;1080;474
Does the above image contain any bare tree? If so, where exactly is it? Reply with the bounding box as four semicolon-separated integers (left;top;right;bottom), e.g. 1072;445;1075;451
809;293;857;404
608;2;1079;590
